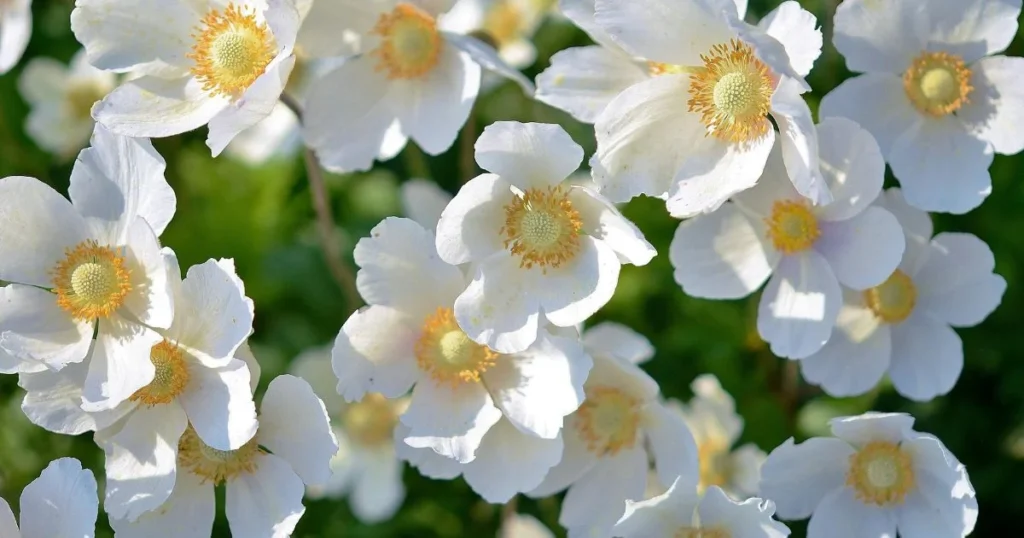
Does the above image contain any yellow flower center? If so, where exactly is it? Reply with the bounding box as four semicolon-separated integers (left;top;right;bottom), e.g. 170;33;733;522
863;270;917;324
765;200;820;254
343;393;399;447
52;240;132;321
130;341;191;406
483;0;524;46
676;528;730;538
501;185;583;271
371;3;443;80
178;426;262;485
903;51;973;117
65;82;107;121
415;307;499;386
698;437;733;490
846;441;915;506
189;3;277;98
688;40;774;143
575;386;641;457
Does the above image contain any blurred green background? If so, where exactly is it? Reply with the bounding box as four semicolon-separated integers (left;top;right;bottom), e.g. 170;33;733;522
1;0;1022;536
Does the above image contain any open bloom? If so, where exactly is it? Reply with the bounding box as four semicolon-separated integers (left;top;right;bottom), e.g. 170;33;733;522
302;0;533;173
588;0;828;215
670;118;904;358
110;375;337;538
444;0;553;69
798;188;1006;401
820;0;1024;214
436;121;655;353
0;126;176;412
291;346;408;523
615;478;789;538
760;413;977;538
17;49;116;159
525;324;699;538
0;458;98;538
0;0;30;74
72;0;301;155
333;217;591;483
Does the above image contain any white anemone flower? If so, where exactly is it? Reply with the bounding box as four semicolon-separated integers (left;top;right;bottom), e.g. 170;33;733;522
587;0;828;215
0;458;98;538
400;178;454;231
614;478;789;538
820;0;1024;214
798;188;1006;401
71;0;301;156
760;413;978;538
110;375;338;538
333;217;592;477
302;0;534;173
17;49;116;159
669;117;905;359
524;325;700;538
436;121;655;354
0;126;177;412
291;346;409;523
0;0;30;74
444;0;553;69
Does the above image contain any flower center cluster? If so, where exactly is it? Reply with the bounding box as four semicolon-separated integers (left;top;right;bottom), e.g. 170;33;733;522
688;40;774;143
501;185;582;270
189;3;276;98
178;426;262;485
846;441;915;506
575;386;641;457
371;3;443;80
903;51;973;116
863;270;917;324
65;83;107;121
676;528;731;538
415;307;498;386
52;240;132;321
765;200;820;254
343;393;399;447
483;0;523;46
130;341;191;406
698;436;733;489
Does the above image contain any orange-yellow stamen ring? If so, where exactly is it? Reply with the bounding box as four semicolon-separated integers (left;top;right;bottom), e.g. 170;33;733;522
130;341;191;406
343;393;399;447
188;3;276;98
863;270;917;324
765;199;820;254
501;185;583;271
903;51;973;117
371;3;443;80
178;426;262;485
52;240;132;321
846;441;916;506
415;307;498;386
575;386;641;457
688;39;774;143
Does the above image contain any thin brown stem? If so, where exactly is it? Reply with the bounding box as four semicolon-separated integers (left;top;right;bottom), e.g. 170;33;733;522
280;94;361;314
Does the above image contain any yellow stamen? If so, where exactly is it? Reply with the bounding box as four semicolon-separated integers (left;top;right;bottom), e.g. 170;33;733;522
846;441;915;506
688;40;774;143
343;393;399;447
698;436;733;490
415;307;499;386
65;82;107;121
483;0;523;47
575;386;641;457
371;3;443;80
501;185;583;271
764;200;820;254
52;240;132;321
178;426;262;485
863;270;917;324
903;51;972;117
189;3;276;98
130;341;191;406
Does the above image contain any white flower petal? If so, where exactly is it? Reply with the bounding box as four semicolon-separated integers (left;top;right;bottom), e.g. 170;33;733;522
698;486;790;538
93;76;229;138
484;333;591;439
535;46;648;124
593;0;732;65
614;477;698;537
772;83;829;205
402;379;503;463
122;218;174;329
502;514;555;538
814;117;886;222
581;322;654;365
807;487;896;538
454;253;542;354
70;0;198;71
961;56;1024;155
832;0;928;74
914;233;1005;327
401;179;453;231
890;116;993;214
757;1;821;77
928;0;1021;61
82;316;162;412
888;313;963;402
527;418;600;497
225;453;306;538
897;488;976;538
730;443;767;497
0;176;89;287
474;122;584;190
350;449;405;523
815;207;904;290
258;375;338;487
756;251;842;359
0;496;17;538
167;258;253;359
394;423;464;480
0;284;93;369
179;357;257;451
536;236;620;328
226;102;300;165
592;74;698;202
207;56;296;156
800;302;891;398
18;361;133;435
109;471;214;538
902;434;978;536
289;345;346;412
463;419;564;503
445;33;533;94
0;0;31;74
876;188;933;274
435;173;510;265
818;73;918;159
559;446;648;536
102;404;187;522
558;0;621;50
356;217;467;317
18;458;98;538
643;402;700;489
758;437;853;520
829;412;914;445
332;305;419;401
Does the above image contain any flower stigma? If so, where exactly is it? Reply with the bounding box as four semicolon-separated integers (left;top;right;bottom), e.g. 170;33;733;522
846;441;915;506
371;3;443;79
765;200;820;254
688;40;774;143
415;307;498;386
52;240;132;321
501;185;582;271
903;51;972;116
189;3;276;98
